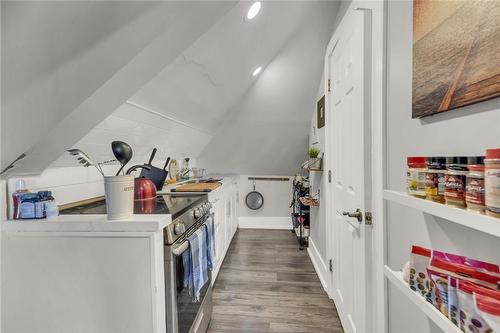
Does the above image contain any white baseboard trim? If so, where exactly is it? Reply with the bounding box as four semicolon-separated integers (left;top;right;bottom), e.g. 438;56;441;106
238;217;291;230
307;236;329;293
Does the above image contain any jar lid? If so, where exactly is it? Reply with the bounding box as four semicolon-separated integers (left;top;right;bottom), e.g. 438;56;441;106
446;156;468;165
427;157;446;165
486;148;500;159
407;156;426;165
467;156;485;165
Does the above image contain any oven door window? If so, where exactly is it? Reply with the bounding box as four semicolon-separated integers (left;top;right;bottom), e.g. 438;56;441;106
174;252;211;333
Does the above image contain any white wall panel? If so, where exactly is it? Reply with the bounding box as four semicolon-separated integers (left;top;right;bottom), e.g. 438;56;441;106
386;2;500;332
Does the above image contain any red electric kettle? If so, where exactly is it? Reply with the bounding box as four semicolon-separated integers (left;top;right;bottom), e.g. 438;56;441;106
126;165;157;201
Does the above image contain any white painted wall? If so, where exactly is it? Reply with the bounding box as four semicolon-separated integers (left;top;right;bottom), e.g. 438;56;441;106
238;175;292;230
386;2;500;332
308;0;351;265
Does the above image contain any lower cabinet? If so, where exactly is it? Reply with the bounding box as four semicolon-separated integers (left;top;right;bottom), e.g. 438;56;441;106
210;179;239;283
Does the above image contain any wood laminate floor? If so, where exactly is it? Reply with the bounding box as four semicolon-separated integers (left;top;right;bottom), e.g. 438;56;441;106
207;229;344;333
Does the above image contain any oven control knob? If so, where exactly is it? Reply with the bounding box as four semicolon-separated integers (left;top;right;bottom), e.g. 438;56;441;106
193;208;202;219
174;222;185;235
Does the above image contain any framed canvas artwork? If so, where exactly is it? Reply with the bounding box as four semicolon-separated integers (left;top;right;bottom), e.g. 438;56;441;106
412;0;500;118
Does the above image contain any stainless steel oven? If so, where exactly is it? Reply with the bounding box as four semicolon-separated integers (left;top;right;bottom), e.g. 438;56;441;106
164;198;213;333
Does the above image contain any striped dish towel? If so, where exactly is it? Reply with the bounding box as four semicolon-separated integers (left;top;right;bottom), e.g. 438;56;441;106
182;227;208;302
204;215;216;271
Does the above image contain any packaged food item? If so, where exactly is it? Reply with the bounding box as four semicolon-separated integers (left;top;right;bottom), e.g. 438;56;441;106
474;293;500;332
457;280;500;333
466;156;486;214
19;193;39;219
407;157;427;198
425;157;446;203
432;250;500;274
485;148;500;218
430;257;500;290
448;276;460;327
445;156;469;208
409;246;434;302
427;268;449;316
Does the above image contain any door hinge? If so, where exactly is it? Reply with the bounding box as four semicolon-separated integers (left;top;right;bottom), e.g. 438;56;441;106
328;170;332;183
329;259;333;272
328;79;331;92
365;212;373;225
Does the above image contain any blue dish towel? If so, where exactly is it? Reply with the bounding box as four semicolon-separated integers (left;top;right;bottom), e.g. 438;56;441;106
204;215;216;271
182;227;209;302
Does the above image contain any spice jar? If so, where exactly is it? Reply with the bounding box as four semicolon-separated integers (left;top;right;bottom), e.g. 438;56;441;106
444;156;468;208
407;157;427;198
485;148;500;218
465;156;485;214
425;157;446;203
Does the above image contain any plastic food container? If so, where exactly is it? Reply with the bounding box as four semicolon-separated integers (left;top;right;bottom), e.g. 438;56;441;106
425;157;446;203
465;156;485;214
444;156;468;208
407;156;427;198
485;148;500;218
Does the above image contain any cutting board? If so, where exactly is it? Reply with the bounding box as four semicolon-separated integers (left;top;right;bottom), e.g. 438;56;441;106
172;182;222;192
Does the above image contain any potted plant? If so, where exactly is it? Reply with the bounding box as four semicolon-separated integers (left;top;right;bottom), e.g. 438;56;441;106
303;147;322;171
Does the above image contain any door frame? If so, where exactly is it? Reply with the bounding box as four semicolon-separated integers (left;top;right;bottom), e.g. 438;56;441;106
324;1;387;332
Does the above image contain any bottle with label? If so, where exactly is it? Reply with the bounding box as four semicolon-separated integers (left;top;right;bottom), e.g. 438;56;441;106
425;157;446;203
12;179;29;219
465;156;485;214
407;157;427;198
485;148;500;218
444;156;468;208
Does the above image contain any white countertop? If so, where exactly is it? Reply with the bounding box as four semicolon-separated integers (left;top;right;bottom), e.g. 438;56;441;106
2;175;239;233
157;174;239;195
1;214;171;233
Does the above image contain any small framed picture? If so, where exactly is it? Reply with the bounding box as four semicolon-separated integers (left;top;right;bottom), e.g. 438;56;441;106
317;95;325;128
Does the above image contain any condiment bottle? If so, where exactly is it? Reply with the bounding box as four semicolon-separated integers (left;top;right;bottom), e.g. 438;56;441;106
12;179;28;219
407;157;427;198
444;156;468;208
465;156;485;214
425;157;446;203
485;148;500;218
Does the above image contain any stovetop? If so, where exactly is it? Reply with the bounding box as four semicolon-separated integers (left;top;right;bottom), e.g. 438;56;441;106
60;194;207;220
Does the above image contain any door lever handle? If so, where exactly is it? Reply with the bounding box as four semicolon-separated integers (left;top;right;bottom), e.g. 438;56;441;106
342;209;363;223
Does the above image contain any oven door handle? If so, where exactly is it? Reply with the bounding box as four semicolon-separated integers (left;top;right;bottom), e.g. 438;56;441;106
171;214;213;256
172;241;189;256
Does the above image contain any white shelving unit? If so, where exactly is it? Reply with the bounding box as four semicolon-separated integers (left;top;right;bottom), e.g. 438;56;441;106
383;190;500;238
383;266;461;333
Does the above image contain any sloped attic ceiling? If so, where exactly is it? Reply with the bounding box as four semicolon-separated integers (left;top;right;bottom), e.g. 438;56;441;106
49;1;340;175
198;2;338;175
1;1;236;175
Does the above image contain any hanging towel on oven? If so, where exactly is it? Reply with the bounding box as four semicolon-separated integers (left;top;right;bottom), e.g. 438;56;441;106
204;215;215;271
182;227;208;302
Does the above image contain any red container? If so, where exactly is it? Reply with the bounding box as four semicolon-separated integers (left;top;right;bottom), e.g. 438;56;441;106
134;178;157;201
407;156;427;168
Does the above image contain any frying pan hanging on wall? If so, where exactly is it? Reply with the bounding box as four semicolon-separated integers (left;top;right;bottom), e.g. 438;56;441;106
245;181;264;210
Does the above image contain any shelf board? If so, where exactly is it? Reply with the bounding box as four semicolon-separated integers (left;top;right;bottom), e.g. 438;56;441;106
383;190;500;238
384;266;460;333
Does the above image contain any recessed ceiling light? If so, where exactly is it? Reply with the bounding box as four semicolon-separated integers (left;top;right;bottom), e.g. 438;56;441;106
247;2;261;20
252;66;262;76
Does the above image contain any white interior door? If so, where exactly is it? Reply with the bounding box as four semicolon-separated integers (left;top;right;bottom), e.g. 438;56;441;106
327;8;372;333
